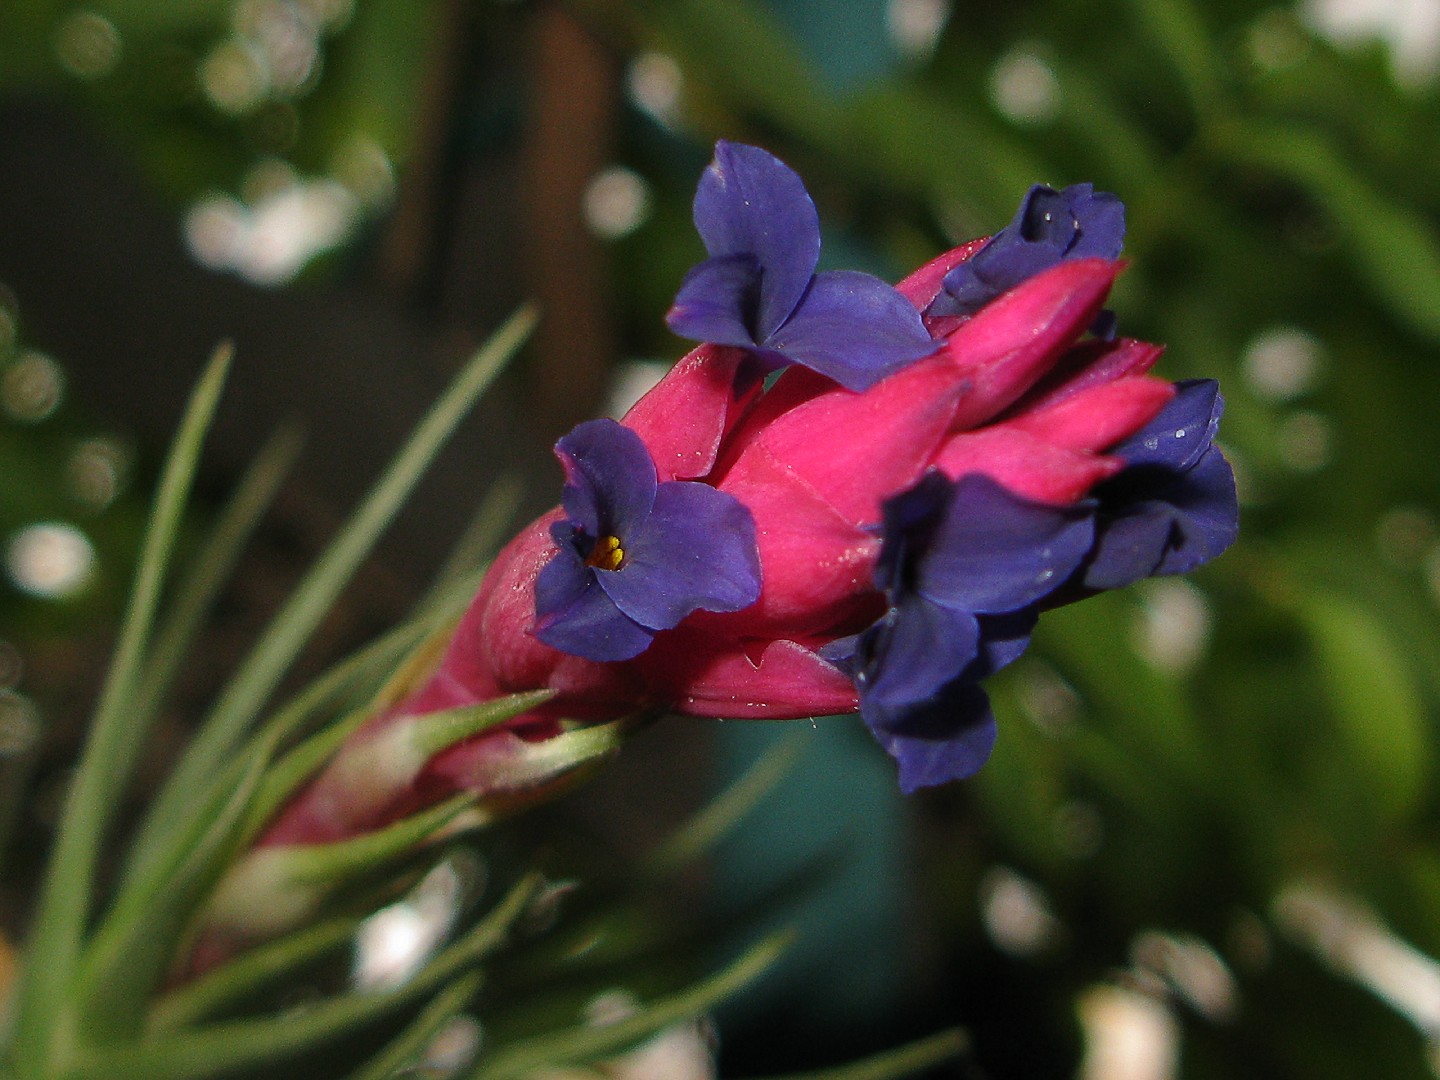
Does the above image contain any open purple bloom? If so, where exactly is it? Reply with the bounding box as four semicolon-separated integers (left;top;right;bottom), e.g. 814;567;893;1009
665;141;936;392
835;472;1095;791
535;419;761;662
930;183;1125;324
1082;380;1239;590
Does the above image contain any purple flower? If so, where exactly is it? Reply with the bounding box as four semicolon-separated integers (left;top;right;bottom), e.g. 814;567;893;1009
535;419;761;662
829;472;1096;792
930;183;1125;323
1083;380;1239;589
665;141;936;391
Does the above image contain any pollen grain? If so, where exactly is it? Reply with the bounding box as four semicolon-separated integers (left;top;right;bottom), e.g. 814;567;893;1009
585;534;625;571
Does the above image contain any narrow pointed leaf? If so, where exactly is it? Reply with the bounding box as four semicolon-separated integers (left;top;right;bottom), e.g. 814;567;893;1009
149;917;362;1032
75;741;272;1042
344;971;484;1080
126;422;305;780
132;306;535;882
420;473;526;609
408;692;558;759
236;689;556;856
1299;590;1429;824
114;612;433;902
1214;121;1440;342
757;1028;970;1080
206;796;474;941
466;932;792;1080
9;344;232;1075
63;876;541;1080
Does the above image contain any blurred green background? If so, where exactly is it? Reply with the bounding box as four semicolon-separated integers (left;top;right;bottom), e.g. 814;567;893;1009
3;0;1440;1076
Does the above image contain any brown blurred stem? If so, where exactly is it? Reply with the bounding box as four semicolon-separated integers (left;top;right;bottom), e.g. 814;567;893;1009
521;1;621;432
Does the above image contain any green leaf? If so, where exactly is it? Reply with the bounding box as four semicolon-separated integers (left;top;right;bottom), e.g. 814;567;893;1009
73;741;272;1042
124;422;304;777
757;1028;970;1080
233;691;579;888
1211;120;1440;342
344;971;484;1080
63;875;542;1080
129;305;535;888
7;344;233;1079
111;612;431;903
242;599;459;763
1123;0;1226;117
407;692;559;760
149;917;362;1032
420;473;526;609
467;932;792;1080
1297;588;1429;824
204;796;475;942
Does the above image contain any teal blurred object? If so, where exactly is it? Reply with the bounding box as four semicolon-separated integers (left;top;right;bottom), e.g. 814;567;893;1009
764;0;900;90
711;719;909;1029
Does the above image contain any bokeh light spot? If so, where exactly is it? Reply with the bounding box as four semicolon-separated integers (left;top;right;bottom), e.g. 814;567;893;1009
1376;506;1435;568
201;39;270;115
0;691;40;756
332;135;396;207
67;438;130;511
1131;579;1211;674
2;351;65;423
989;46;1061;124
583;166;652;240
626;52;683;126
980;867;1063;956
6;523;95;599
53;10;122;80
1276;411;1331;472
887;0;951;59
1243;326;1323;401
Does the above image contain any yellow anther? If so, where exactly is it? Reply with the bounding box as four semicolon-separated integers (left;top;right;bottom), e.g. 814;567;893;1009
585;534;625;571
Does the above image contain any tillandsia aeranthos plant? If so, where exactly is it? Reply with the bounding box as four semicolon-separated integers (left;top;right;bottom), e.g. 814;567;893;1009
3;142;1235;1079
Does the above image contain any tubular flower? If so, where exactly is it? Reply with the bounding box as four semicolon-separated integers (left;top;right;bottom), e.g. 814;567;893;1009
931;182;1125;320
260;142;1238;854
665;140;937;390
534;419;761;662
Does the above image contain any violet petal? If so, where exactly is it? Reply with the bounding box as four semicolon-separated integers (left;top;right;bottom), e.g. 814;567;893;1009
534;565;655;661
554;420;657;538
870;681;998;793
536;529;591;615
919;474;1095;614
1064;188;1126;258
858;594;982;718
665;253;764;348
975;609;1039;674
692;140;820;340
872;471;951;596
764;270;939;391
1083;446;1238;589
1111;379;1223;472
932;183;1126;319
598;481;761;629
